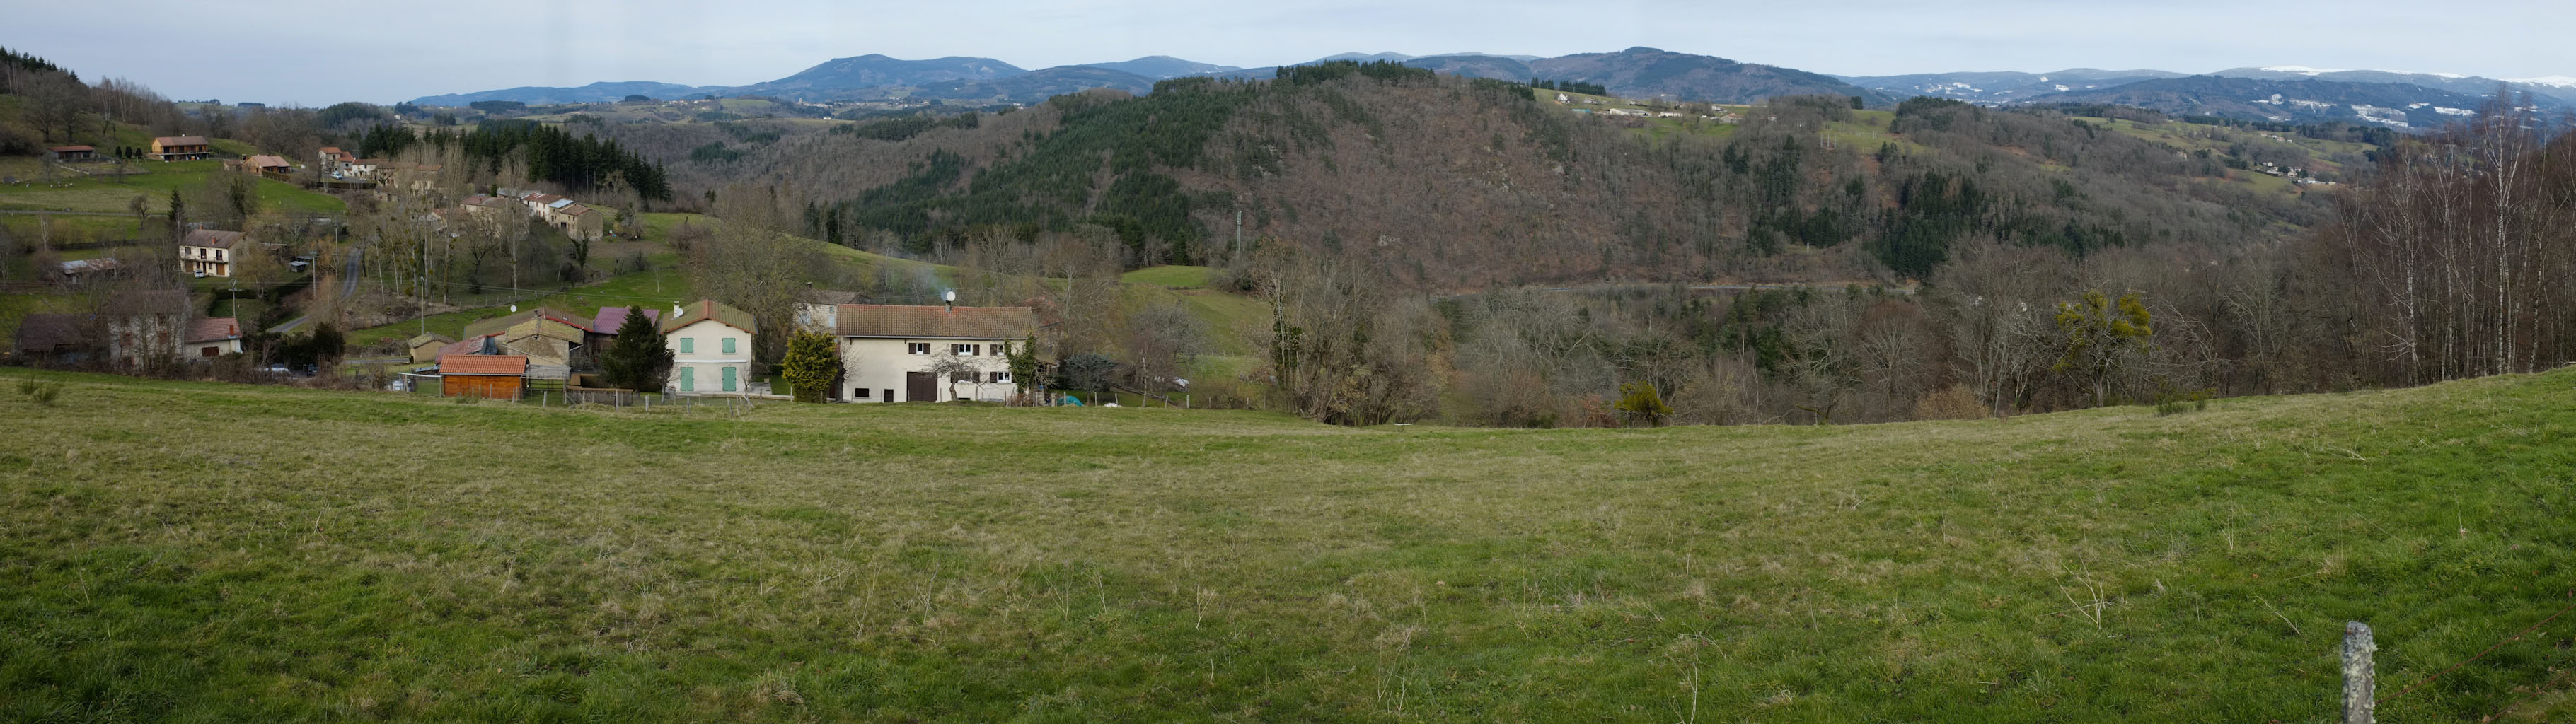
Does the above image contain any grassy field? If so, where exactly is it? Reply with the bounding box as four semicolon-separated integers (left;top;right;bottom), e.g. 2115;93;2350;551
0;160;344;215
2;369;2572;721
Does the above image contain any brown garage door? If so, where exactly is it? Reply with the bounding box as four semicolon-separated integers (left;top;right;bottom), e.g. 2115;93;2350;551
906;371;935;402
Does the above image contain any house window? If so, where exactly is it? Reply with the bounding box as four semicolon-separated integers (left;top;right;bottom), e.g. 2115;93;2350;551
855;387;871;398
679;368;694;391
721;337;736;355
952;344;978;356
989;371;1010;383
908;342;929;355
721;366;737;392
680;337;695;354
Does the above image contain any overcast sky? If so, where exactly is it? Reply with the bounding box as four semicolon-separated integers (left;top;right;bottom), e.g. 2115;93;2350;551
5;0;2568;105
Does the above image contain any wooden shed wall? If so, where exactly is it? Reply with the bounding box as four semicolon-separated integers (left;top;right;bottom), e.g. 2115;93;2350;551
441;374;521;400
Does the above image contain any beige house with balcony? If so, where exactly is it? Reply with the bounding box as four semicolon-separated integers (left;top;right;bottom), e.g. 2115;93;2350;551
179;229;246;277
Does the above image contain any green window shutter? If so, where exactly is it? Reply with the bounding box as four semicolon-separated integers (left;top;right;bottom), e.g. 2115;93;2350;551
721;366;737;392
722;337;736;354
680;368;694;391
680;337;694;354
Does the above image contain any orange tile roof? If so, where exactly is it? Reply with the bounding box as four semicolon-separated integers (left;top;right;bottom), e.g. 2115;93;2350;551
438;354;527;375
184;316;242;343
661;298;755;334
833;304;1036;339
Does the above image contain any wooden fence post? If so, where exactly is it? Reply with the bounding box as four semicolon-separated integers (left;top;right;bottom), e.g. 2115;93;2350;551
2343;621;2375;724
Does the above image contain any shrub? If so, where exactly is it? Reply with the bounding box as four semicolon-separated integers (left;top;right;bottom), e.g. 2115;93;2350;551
2153;387;2215;416
1612;381;1671;426
20;378;61;407
1912;385;1987;421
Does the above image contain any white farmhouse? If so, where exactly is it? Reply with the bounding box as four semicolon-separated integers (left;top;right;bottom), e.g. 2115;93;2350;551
824;303;1038;402
662;298;756;396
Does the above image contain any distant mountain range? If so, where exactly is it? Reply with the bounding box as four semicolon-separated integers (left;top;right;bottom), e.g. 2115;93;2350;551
2034;76;2524;129
408;52;2568;129
410;81;729;106
1834;69;2191;103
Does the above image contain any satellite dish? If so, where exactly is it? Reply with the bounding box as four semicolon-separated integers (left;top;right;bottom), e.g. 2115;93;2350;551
509;305;517;313
942;291;957;303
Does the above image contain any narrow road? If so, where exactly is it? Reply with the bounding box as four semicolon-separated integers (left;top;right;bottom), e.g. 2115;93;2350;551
270;244;363;334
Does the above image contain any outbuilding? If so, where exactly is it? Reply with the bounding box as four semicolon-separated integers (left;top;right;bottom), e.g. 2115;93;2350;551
438;354;528;399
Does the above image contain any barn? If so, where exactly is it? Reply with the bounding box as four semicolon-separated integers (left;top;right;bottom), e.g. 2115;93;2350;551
438;354;527;399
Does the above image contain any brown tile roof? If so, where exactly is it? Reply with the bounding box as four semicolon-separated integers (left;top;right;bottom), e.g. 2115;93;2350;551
99;288;188;317
463;307;594;339
592;306;661;334
13;314;86;352
184;316;243;343
182;228;246;249
662;299;756;335
437;334;498;357
49;145;94;152
154;136;209;146
833;304;1036;340
245;154;291;168
439;354;527;376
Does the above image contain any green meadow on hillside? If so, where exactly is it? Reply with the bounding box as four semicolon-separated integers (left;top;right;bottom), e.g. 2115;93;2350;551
0;159;344;215
1;369;2572;721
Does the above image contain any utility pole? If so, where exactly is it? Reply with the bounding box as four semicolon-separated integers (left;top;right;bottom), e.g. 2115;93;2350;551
1232;199;1244;262
420;235;428;338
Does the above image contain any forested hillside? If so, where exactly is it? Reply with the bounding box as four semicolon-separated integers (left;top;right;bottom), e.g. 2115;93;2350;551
681;62;2338;291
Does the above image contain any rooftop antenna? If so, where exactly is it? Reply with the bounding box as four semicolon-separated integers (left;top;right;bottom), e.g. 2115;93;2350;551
942;289;956;312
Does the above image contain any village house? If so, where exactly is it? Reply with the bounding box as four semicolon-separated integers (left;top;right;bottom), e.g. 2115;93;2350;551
461;307;593;369
405;332;454;363
179;228;246;278
662;299;755;396
437;354;528;399
587;306;659;352
183;316;244;358
318;146;356;167
11;313;89;365
101;288;189;368
47;145;96;162
824;303;1036;403
545;200;605;242
459;194;516;217
243;154;291;175
148;135;212;160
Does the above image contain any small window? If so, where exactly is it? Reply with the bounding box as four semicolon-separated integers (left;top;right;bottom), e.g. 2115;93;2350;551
721;337;736;354
680;337;695;354
952;344;971;355
908;342;929;355
989;371;1010;383
855;387;872;398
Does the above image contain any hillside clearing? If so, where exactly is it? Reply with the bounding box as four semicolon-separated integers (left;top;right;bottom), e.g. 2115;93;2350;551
2;370;2571;721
